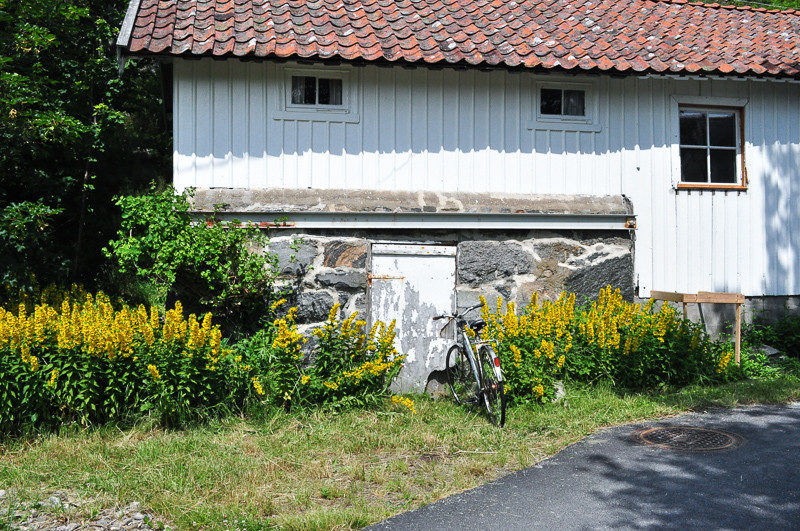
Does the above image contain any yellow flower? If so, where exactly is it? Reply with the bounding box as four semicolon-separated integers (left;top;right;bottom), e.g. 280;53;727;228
391;395;417;414
718;350;734;373
270;298;287;311
252;376;265;395
47;369;59;388
301;374;310;385
147;364;161;381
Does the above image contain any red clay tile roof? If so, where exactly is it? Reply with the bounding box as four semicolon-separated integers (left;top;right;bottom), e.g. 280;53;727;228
120;0;800;77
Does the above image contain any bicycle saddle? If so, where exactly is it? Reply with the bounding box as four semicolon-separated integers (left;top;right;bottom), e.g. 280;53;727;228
468;319;486;333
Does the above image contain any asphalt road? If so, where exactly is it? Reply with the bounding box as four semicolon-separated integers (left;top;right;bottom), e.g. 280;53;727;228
369;403;800;530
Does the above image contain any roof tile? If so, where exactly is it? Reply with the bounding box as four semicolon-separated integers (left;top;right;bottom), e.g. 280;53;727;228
123;0;800;78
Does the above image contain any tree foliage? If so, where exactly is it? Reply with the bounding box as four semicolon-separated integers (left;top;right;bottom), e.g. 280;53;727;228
0;0;169;294
105;186;282;337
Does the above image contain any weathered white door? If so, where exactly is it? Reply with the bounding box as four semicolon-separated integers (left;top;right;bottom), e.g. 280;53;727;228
369;243;456;393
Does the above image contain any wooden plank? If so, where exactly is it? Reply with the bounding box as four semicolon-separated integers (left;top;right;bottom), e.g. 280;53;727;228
696;291;746;304
735;302;742;365
649;290;691;303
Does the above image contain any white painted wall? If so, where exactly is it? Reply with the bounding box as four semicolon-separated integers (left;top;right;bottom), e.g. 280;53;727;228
173;58;800;298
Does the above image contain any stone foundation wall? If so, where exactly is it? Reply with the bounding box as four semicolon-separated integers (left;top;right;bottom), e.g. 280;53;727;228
267;229;634;332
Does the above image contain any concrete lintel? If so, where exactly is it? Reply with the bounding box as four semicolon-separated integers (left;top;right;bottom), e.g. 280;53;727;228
211;210;635;231
190;188;632;217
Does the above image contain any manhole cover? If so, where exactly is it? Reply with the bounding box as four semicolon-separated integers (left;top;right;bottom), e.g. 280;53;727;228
633;425;744;451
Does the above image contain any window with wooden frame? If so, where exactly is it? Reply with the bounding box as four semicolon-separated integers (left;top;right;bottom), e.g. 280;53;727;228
678;105;746;189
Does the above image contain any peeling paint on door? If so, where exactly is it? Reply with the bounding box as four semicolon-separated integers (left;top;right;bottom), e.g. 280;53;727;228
369;243;456;393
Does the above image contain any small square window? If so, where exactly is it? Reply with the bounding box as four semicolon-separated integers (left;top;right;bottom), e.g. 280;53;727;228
291;76;343;106
678;107;742;185
540;88;586;118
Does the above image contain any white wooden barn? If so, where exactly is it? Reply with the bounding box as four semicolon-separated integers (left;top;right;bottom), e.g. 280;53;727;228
118;0;800;390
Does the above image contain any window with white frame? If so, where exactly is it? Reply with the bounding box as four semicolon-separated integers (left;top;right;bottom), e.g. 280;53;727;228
678;106;743;185
273;66;360;123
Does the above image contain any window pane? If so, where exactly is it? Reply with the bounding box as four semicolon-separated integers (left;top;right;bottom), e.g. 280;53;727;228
318;78;342;105
710;149;737;183
540;88;562;115
291;76;316;105
709;112;736;147
563;90;585;116
680;148;708;182
679;110;707;146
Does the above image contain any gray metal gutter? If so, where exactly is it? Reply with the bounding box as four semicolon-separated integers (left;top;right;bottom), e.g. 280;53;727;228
208;211;636;231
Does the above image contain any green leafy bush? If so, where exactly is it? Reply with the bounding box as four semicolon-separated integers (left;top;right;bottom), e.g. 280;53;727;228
745;314;800;359
235;302;405;411
105;185;281;337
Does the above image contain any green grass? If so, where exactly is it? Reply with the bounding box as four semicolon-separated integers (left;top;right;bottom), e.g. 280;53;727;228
1;374;799;530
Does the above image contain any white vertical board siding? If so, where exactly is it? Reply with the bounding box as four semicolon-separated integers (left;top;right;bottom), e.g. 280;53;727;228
628;78;800;297
173;58;619;195
173;58;800;297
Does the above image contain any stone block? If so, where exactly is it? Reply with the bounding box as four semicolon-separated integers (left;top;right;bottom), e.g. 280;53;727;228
458;241;535;287
323;241;367;268
565;255;634;302
269;239;318;276
316;268;367;291
295;290;335;323
535;240;584;262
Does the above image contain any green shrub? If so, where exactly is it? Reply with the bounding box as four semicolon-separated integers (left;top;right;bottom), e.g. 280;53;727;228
235;302;405;411
104;185;282;337
745;314;800;359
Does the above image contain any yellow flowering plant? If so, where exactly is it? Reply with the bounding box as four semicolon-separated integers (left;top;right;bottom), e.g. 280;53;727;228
569;286;718;388
0;288;246;430
234;302;307;410
234;303;404;411
480;285;753;402
480;293;575;403
305;304;404;409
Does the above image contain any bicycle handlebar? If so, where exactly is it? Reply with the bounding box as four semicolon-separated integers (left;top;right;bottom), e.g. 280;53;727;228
432;303;483;321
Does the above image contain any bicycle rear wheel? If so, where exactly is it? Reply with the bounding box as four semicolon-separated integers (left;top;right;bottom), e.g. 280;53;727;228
445;345;480;406
478;345;506;427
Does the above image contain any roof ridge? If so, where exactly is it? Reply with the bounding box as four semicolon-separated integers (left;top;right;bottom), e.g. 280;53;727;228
651;0;800;16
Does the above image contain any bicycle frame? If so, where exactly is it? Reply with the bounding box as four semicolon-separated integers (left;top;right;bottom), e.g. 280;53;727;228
458;326;483;391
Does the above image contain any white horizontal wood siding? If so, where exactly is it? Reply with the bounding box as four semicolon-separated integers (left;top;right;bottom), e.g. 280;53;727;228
173;58;800;297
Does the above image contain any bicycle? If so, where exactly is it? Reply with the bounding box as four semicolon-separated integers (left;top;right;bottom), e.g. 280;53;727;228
434;303;506;427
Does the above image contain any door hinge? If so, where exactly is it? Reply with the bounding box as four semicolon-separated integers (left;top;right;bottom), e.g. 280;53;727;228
367;274;405;285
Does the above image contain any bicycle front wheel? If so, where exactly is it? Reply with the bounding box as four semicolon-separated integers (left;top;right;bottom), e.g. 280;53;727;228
446;345;480;406
479;345;506;427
